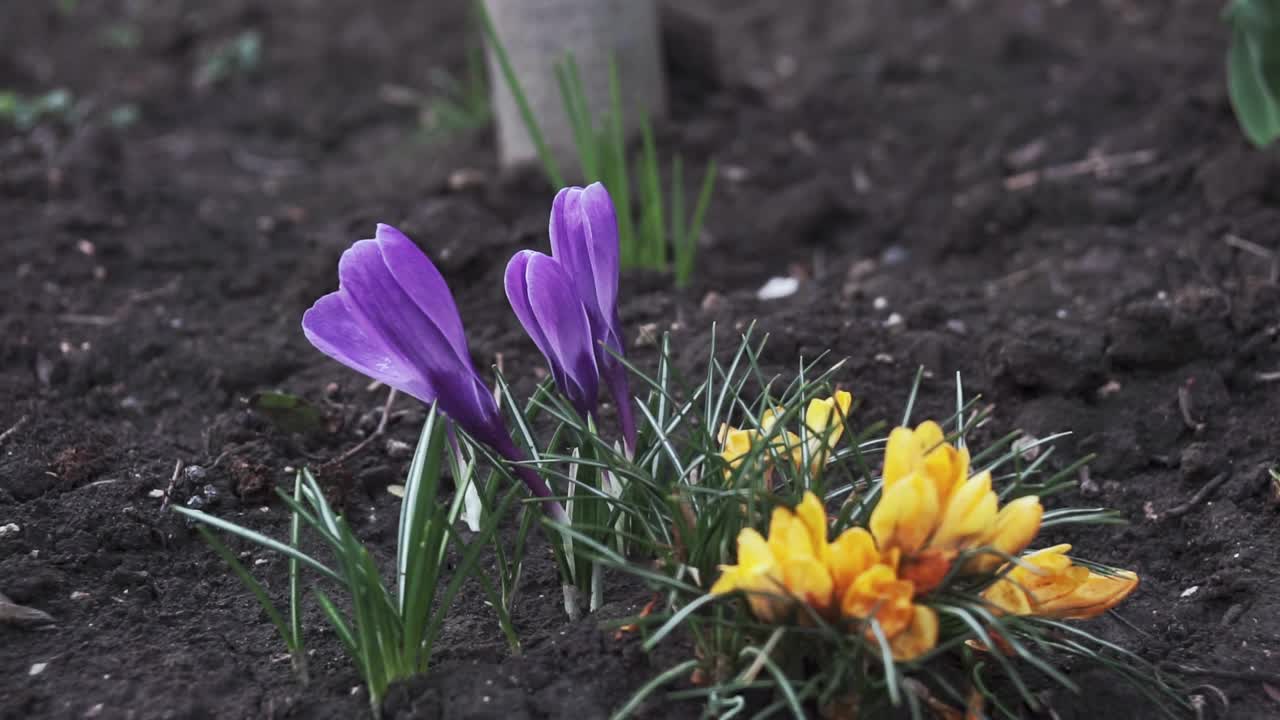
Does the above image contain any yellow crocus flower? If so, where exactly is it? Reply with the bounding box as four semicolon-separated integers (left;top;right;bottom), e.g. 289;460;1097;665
712;492;938;660
871;422;1044;592
982;544;1139;620
718;392;853;480
882;421;969;504
711;492;833;620
799;390;853;472
718;424;759;478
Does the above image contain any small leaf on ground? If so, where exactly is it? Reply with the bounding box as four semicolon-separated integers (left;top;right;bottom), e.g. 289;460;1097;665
248;392;324;435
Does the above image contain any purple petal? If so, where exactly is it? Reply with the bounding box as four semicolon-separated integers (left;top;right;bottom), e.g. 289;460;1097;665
373;224;471;367
336;239;471;384
579;182;620;325
505;251;567;391
525;253;600;417
301;292;435;403
548;187;596;314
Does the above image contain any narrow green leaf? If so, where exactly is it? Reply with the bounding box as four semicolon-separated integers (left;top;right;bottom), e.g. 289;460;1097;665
173;505;341;583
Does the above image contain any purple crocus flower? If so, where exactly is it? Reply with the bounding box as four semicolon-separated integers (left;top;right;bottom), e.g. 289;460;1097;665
505;250;599;419
302;224;567;522
507;183;637;453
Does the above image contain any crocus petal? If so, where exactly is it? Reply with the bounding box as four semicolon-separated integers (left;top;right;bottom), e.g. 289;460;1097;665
843;564;916;638
968;495;1043;573
302;292;434;403
1045;570;1139;620
882;427;919;487
548;188;593;313
931;471;999;550
829;527;879;598
795;491;831;564
335;239;472;389
870;472;940;555
578;182;620;324
889;605;939;661
373;224;471;367
524;252;600;417
505;250;598;417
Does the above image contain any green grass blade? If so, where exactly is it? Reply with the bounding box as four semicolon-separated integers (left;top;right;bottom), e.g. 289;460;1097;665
195;526;294;649
173;505;341;583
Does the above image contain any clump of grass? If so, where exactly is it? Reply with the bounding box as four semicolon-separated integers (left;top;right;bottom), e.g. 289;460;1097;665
174;405;518;713
533;328;1189;718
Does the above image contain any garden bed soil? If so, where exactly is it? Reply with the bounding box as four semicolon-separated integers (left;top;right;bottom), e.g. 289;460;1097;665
2;0;1278;718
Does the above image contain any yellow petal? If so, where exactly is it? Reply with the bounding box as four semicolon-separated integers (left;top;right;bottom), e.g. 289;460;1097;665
829;526;879;597
870;471;939;554
795;491;830;563
737;528;777;571
710;565;743;595
889;605;939;661
882;426;920;487
1042;570;1139;619
842;564;916;637
982;576;1033;615
968;495;1043;573
782;554;835;613
719;426;758;479
767;507;798;559
731;529;787;622
931;471;998;550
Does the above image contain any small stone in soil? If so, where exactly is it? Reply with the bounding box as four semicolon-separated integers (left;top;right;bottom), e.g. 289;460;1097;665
756;276;799;300
0;523;19;538
183;465;208;483
385;439;412;460
29;662;47;676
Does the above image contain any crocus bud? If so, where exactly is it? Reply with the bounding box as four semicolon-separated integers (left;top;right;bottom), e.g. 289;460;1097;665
302;224;566;522
505;250;600;419
548;183;636;452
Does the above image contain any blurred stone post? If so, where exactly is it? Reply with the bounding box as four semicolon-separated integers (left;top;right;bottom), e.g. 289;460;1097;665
482;0;666;173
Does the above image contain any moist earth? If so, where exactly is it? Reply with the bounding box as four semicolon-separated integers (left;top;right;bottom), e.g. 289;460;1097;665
1;0;1278;718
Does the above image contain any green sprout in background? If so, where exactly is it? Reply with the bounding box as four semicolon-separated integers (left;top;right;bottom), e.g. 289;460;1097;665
478;2;716;289
1225;0;1280;147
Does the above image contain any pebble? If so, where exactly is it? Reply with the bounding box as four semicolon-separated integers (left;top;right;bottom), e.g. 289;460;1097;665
1180;585;1199;598
447;168;487;192
880;245;909;266
147;489;165;499
29;662;48;676
1012;435;1040;461
184;465;208;483
385;439;413;460
84;703;104;718
756;276;799;301
634;323;659;347
70;591;91;601
945;319;968;335
883;313;904;331
0;523;19;538
699;291;724;312
872;296;889;311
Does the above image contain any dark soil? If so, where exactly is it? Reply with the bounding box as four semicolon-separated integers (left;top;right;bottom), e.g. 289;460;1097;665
2;0;1278;718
